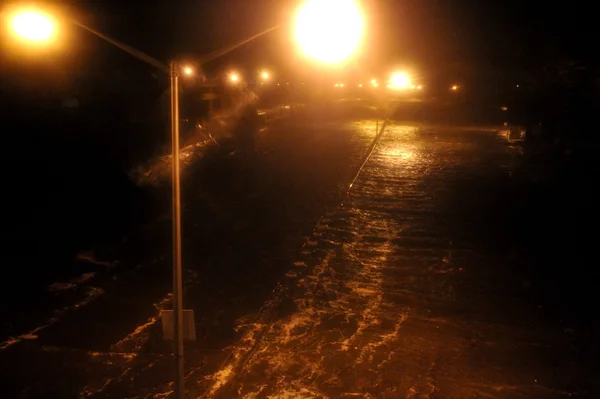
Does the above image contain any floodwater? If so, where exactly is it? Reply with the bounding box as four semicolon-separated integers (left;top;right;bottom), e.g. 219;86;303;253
2;113;597;398
198;123;592;398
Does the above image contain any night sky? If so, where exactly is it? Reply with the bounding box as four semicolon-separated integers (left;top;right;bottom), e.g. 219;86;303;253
1;0;597;97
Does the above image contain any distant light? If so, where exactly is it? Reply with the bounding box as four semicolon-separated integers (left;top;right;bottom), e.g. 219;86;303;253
410;85;416;89
417;85;422;90
371;78;377;84
390;72;410;89
230;73;239;82
11;10;55;42
340;83;344;87
501;106;508;111
261;71;270;80
516;84;520;88
358;83;363;87
183;66;193;76
451;85;459;91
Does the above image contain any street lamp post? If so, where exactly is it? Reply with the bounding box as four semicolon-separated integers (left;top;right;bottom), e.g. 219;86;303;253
169;61;185;399
73;22;188;398
7;10;185;398
7;10;281;398
66;22;188;399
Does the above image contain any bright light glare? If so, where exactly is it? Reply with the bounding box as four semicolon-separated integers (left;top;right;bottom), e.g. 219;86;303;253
451;85;459;90
295;0;364;64
391;72;410;89
11;10;55;42
261;71;269;80
230;73;239;82
183;66;193;76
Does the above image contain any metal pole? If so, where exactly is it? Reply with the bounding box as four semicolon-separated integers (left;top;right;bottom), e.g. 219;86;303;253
71;20;169;73
170;61;185;399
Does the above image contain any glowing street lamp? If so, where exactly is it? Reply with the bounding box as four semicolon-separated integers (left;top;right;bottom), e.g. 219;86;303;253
295;0;364;64
451;84;459;91
183;66;193;76
10;9;56;42
261;71;270;80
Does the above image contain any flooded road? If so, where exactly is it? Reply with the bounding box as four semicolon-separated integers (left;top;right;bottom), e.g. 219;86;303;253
3;111;597;398
200;124;587;398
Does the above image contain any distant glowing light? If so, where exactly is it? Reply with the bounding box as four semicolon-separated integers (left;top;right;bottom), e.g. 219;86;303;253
417;85;422;90
183;66;193;76
11;10;55;42
390;72;410;89
261;71;270;80
358;83;363;87
295;0;364;64
230;73;239;83
451;85;459;91
371;79;377;84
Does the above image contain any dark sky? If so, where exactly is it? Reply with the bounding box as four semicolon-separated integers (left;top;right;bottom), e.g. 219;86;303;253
2;0;598;94
72;0;596;65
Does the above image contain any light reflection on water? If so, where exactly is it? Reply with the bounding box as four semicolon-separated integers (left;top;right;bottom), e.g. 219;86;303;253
202;122;439;398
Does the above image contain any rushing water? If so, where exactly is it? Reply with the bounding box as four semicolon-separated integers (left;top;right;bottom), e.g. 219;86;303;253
200;124;570;399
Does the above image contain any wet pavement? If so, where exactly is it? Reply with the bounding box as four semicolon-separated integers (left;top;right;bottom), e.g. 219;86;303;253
198;123;598;398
